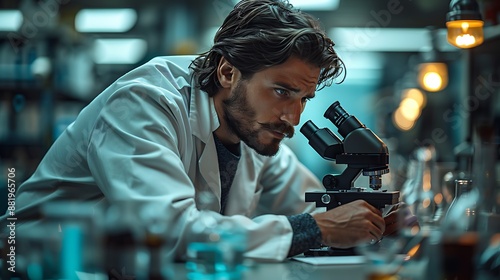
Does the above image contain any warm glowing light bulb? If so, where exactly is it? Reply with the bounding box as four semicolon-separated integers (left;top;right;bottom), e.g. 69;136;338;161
446;19;484;48
418;63;448;92
392;107;415;131
403;88;426;108
423;72;443;91
456;34;476;46
400;98;420;121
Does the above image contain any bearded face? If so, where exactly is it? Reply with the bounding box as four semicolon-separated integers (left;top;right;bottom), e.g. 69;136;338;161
222;79;295;156
215;56;320;157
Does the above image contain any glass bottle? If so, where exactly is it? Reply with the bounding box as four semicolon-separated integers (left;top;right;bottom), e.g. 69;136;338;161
402;145;445;230
441;141;474;207
185;210;221;278
185;188;248;279
442;179;478;232
103;201;147;280
185;211;248;279
399;146;446;280
140;204;174;280
473;124;500;279
440;177;480;280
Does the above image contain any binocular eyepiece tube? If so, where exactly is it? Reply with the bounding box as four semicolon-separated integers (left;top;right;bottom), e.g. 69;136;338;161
324;101;364;138
324;101;349;128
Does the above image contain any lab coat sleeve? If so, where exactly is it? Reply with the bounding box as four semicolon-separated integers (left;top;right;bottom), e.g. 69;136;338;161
87;85;200;262
256;144;324;216
87;86;194;202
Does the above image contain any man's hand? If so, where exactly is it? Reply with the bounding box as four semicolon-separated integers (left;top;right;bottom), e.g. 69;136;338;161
383;203;419;236
312;200;385;248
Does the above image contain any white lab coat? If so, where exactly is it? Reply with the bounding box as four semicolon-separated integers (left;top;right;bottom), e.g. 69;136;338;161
3;56;323;261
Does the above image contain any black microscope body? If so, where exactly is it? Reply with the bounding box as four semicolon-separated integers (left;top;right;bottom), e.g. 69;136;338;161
300;101;400;211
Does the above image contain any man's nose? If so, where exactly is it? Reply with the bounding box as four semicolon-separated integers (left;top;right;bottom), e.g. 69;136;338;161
280;100;303;126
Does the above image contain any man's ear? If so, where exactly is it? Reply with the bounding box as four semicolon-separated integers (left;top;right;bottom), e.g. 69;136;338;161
217;57;234;89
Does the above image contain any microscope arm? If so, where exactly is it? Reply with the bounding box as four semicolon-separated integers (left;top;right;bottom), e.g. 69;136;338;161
322;167;361;190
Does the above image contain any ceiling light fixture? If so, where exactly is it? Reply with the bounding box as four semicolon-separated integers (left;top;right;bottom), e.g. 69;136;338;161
0;10;23;31
446;0;484;48
417;27;448;92
288;0;340;10
75;9;137;33
329;28;455;52
231;0;340;10
93;39;147;64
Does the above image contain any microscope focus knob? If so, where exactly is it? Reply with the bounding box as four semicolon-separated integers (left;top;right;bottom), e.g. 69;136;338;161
321;194;331;204
323;174;337;189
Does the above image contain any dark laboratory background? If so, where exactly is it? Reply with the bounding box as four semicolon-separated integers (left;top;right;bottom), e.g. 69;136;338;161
0;0;499;211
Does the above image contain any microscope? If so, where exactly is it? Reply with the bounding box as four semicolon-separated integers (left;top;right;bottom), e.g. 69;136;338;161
301;101;399;212
301;101;400;256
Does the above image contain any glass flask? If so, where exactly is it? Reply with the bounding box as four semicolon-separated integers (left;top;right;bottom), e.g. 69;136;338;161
185;211;247;280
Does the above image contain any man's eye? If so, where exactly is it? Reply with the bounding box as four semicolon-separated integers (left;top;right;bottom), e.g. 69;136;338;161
275;88;289;96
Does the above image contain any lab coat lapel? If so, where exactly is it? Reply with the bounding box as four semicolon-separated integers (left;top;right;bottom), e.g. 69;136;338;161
189;83;222;209
198;135;221;205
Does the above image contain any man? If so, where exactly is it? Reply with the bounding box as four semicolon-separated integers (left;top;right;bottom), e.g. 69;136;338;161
2;0;398;261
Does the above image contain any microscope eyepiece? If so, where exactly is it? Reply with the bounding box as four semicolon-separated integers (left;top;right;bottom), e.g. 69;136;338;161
324;101;364;137
324;101;348;128
300;120;318;140
300;120;343;160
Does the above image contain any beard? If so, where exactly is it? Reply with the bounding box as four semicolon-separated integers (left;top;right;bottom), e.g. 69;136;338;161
222;80;295;157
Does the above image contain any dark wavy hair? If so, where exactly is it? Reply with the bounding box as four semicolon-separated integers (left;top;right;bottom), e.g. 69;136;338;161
189;0;345;97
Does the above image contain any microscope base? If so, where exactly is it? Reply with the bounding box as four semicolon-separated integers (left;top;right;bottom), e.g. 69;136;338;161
304;246;359;257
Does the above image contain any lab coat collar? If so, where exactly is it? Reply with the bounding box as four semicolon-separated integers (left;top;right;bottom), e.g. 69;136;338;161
189;77;220;144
